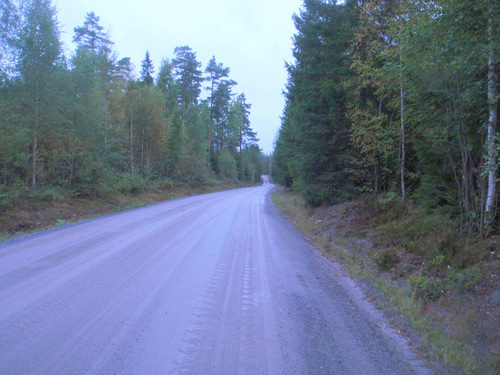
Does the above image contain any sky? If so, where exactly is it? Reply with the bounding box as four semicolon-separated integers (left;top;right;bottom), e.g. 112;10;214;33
53;0;304;154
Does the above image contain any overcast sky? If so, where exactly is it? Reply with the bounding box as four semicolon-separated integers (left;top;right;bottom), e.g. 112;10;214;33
53;0;304;154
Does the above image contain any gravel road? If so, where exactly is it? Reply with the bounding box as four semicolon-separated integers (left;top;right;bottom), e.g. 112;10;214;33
0;177;429;374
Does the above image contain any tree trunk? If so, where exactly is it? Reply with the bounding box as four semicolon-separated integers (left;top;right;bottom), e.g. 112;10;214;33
400;85;406;199
32;131;38;187
239;130;243;178
485;7;498;220
208;116;213;164
208;82;214;165
141;127;145;171
69;160;74;191
130;98;134;172
32;83;39;188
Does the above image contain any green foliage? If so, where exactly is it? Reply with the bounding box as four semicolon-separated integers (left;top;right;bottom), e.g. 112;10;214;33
240;144;264;184
374;247;400;271
374;196;489;273
174;145;211;186
16;0;61;81
73;11;112;54
446;268;480;293
274;184;494;374
409;267;480;301
273;0;358;205
374;192;401;212
409;275;445;301
156;58;178;113
0;2;265;202
172;45;203;112
217;149;238;182
397;0;495;232
28;187;66;202
56;219;69;226
113;172;149;195
140;50;154;85
273;0;499;233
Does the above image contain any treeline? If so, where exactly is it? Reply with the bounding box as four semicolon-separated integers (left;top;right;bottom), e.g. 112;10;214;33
273;0;499;234
0;1;265;202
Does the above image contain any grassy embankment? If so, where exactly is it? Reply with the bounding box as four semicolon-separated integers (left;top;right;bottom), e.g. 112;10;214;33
0;181;249;242
272;187;499;375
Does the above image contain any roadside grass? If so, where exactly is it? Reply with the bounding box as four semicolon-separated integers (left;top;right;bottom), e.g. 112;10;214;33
272;187;499;375
271;188;314;234
0;181;249;241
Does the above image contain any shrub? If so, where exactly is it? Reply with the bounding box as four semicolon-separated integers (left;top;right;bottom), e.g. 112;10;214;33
409;275;446;301
446;268;479;293
375;248;400;271
28;187;67;202
217;150;238;183
375;191;400;211
114;172;149;195
0;192;9;210
207;178;221;186
374;192;407;221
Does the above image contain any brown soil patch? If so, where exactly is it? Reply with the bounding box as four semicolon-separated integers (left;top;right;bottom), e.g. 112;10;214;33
0;183;247;240
313;201;500;373
272;188;499;374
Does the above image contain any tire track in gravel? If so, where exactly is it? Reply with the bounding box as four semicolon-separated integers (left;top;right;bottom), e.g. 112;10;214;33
178;197;251;374
0;190;246;374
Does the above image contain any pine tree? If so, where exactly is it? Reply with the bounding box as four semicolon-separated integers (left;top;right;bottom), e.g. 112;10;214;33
211;80;233;156
115;57;133;81
73;11;112;54
205;56;236;163
172;45;203;118
229;93;256;175
73;12;115;85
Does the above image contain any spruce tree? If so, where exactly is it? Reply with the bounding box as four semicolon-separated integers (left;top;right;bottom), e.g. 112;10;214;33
275;0;358;205
140;50;154;85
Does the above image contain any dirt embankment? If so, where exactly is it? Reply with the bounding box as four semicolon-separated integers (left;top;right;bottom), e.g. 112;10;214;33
0;182;248;240
272;189;500;375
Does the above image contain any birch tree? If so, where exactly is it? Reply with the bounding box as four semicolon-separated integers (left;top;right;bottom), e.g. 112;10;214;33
485;2;499;222
17;0;61;187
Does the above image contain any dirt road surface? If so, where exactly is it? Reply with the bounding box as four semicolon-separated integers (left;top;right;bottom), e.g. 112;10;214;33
0;177;429;374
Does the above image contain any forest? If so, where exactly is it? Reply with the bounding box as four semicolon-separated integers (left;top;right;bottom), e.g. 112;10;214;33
273;0;499;235
0;0;265;205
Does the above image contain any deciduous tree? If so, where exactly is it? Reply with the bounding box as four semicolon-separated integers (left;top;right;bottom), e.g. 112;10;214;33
16;0;62;187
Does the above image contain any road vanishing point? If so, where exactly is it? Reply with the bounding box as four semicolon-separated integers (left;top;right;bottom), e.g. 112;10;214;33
0;177;429;374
